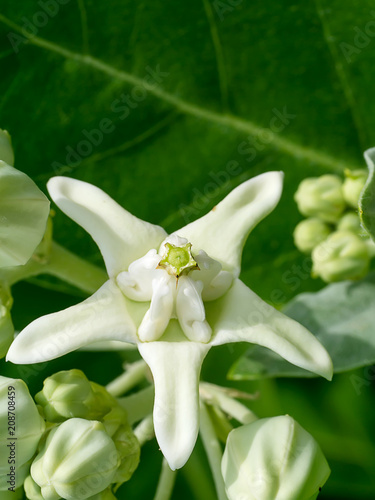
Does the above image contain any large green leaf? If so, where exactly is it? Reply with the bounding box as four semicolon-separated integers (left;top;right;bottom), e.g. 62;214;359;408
230;272;375;380
1;0;374;305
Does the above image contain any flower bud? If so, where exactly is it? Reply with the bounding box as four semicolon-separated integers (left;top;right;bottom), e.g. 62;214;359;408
342;169;367;208
294;175;345;223
31;418;120;500
0;129;14;166
87;487;117;500
0;376;45;490
0;160;50;268
337;212;361;233
312;230;370;282
110;420;140;484
24;475;44;500
293;218;331;253
222;415;330;500
35;370;112;423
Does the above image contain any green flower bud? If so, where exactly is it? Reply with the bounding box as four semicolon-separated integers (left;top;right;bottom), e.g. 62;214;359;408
0;129;14;166
86;487;117;500
0;161;50;268
337;212;361;233
111;420;140;484
294;175;345;223
312;230;370;282
0;376;45;490
222;415;330;500
293;218;331;254
24;474;44;500
342;169;367;208
35;370;112;423
31;418;120;500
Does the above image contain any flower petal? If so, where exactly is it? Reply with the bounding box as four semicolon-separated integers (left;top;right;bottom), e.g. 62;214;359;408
7;280;139;364
176;277;212;342
138;322;211;470
207;280;333;380
47;177;167;277
174;171;283;276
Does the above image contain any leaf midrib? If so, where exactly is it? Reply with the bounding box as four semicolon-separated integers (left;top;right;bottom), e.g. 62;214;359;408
0;14;361;173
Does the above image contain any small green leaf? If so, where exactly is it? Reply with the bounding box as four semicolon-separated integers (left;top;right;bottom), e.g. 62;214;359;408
229;272;375;380
359;148;375;241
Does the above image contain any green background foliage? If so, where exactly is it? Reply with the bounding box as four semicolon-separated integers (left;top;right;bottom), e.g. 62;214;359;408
1;0;375;498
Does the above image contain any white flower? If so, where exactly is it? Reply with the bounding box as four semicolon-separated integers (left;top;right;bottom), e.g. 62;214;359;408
7;172;333;470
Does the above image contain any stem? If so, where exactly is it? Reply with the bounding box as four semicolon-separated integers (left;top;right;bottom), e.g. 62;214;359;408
199;402;228;500
0;241;107;295
106;360;149;397
118;385;154;425
134;415;154;446
200;382;258;425
46;242;107;294
153;459;177;500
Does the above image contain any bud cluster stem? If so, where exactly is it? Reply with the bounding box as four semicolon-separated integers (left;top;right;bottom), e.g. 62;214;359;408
199;402;229;500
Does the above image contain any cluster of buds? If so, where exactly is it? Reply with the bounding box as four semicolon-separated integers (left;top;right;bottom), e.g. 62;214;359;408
0;371;140;500
294;170;374;282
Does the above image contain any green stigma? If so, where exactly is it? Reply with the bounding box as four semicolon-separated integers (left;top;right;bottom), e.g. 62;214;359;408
158;242;199;277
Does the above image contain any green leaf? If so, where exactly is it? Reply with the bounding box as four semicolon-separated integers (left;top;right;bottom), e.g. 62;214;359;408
1;0;374;303
230;272;375;380
359;148;375;241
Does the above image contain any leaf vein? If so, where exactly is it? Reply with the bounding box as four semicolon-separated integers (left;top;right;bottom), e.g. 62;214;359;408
0;13;361;174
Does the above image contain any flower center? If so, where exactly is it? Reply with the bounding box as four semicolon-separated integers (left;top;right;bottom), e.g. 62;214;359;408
157;242;199;278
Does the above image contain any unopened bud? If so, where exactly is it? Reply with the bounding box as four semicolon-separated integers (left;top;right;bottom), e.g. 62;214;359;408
24;475;44;500
31;418;120;500
293;218;331;253
337;212;361;233
312;230;370;282
222;415;330;500
87;487;117;499
342;169;367;208
0;376;45;490
294;175;345;222
35;370;112;423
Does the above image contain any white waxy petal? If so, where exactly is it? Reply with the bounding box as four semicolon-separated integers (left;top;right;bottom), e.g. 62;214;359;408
138;325;211;470
7;280;139;364
193;250;233;301
207;279;333;380
116;249;162;301
174;171;283;276
138;275;175;342
176;276;212;343
47;177;167;277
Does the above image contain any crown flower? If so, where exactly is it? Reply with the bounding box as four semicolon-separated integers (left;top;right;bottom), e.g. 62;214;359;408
7;171;333;470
